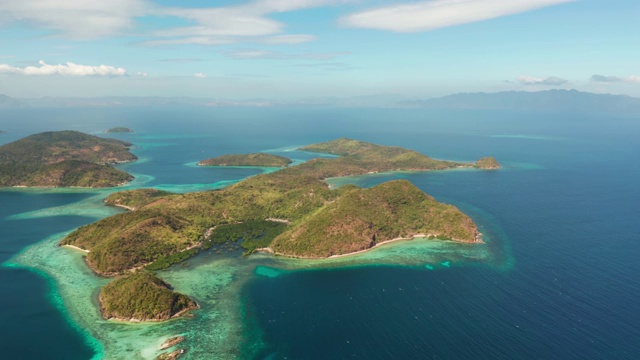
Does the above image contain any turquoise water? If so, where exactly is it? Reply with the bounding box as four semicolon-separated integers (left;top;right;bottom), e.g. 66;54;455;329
1;107;639;359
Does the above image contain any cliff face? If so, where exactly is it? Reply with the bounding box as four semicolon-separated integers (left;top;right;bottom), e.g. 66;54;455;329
0;130;136;187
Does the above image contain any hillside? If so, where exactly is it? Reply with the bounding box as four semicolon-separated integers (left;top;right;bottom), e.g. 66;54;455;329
61;138;495;275
270;180;479;257
0;130;136;187
99;271;197;321
198;153;292;167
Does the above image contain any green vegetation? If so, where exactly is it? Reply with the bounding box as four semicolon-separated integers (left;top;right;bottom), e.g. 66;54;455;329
106;127;133;133
62;138;493;275
271;180;478;257
105;188;174;210
204;220;288;255
198;153;292;167
99;271;197;321
0;130;137;187
145;248;200;271
475;156;501;169
298;138;499;177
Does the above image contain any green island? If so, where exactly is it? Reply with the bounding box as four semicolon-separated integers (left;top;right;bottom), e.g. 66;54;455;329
59;138;499;327
106;127;133;133
0;130;137;188
100;271;198;322
475;156;501;170
198;153;292;167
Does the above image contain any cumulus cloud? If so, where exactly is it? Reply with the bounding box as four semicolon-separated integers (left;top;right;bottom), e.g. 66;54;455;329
341;0;573;32
516;76;567;86
194;73;207;78
0;60;127;76
629;75;640;84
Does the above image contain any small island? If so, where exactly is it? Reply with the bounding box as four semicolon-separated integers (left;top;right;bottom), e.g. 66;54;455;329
475;156;501;170
105;127;133;133
198;153;292;167
0;130;137;188
100;271;197;322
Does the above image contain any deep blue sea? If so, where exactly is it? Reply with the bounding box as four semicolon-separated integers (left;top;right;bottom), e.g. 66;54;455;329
1;106;639;359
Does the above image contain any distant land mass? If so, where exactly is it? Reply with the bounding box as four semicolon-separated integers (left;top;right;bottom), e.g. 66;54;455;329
106;127;133;133
0;131;137;187
198;153;292;167
1;90;639;112
405;89;640;113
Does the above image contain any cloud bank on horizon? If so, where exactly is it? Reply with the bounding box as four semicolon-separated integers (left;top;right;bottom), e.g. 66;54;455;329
0;61;127;76
0;0;638;98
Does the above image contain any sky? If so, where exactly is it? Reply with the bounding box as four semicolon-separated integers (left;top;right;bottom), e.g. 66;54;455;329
0;0;638;100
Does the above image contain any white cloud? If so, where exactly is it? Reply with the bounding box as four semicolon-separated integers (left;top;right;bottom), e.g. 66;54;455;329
141;37;237;47
0;0;150;39
0;0;344;45
0;60;127;76
626;75;640;84
194;73;207;78
223;49;349;61
341;0;573;32
262;35;317;44
516;75;567;86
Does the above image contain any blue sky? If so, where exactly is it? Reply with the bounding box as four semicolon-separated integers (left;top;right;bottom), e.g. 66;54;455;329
0;0;638;99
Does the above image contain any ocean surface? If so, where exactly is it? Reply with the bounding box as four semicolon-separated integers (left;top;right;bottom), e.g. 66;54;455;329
1;106;639;359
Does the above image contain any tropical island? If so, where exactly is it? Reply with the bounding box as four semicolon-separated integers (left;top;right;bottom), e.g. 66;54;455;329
99;271;197;322
198;153;292;167
0;130;137;187
60;138;499;325
106;127;133;133
58;138;499;327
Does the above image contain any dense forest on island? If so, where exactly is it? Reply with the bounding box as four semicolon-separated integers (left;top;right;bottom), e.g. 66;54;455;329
0;130;136;187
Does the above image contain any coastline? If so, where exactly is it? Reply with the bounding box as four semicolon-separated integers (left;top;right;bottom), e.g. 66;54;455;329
109;203;136;211
63;244;90;253
102;301;199;323
256;232;484;260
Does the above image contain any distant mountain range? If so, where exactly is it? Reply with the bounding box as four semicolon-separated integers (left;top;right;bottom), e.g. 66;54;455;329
1;90;639;113
405;89;640;113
